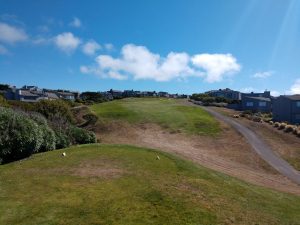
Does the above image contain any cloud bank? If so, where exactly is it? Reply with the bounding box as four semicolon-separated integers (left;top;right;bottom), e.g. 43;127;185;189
80;44;241;83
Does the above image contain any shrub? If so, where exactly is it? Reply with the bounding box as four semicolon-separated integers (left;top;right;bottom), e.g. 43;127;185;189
68;126;97;144
0;95;9;107
278;123;287;130
284;125;294;133
0;108;43;163
252;116;262;122
269;121;274;125
35;100;74;124
8;100;34;111
27;112;56;151
293;127;299;135
82;113;98;125
274;122;280;128
54;131;71;149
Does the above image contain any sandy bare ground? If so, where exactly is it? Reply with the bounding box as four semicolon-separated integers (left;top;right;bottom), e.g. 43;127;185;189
95;119;300;195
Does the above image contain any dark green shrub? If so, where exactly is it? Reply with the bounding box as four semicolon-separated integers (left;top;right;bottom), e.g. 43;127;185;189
0;108;43;163
68;126;97;144
54;131;71;149
27;112;56;152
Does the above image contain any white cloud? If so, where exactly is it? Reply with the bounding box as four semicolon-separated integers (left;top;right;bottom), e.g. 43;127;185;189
54;32;81;53
82;40;101;56
69;17;81;28
288;79;300;95
95;44;198;81
191;53;241;83
0;22;28;44
252;71;273;79
240;87;255;93
270;90;280;97
0;44;9;55
80;44;240;82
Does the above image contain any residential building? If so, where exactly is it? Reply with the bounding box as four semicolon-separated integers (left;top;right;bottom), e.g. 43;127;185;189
206;88;241;100
272;95;300;124
109;89;123;98
56;91;75;101
241;96;272;113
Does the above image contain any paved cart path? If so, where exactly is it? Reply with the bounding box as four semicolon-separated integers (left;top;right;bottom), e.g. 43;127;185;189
202;106;300;185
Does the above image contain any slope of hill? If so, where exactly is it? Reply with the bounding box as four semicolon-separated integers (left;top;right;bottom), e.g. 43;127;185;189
91;98;220;135
89;98;300;194
1;144;300;225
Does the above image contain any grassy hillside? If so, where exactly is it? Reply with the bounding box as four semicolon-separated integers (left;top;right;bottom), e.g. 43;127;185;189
91;98;220;135
1;144;300;225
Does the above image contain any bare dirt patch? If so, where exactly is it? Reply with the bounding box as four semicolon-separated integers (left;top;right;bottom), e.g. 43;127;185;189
25;159;126;179
95;119;300;195
71;159;126;179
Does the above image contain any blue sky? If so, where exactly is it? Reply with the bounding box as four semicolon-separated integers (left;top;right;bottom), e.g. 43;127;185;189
0;0;300;95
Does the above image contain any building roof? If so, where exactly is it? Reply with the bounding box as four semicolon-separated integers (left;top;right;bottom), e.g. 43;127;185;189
19;90;39;97
282;95;300;100
56;92;75;97
45;92;59;99
244;96;271;102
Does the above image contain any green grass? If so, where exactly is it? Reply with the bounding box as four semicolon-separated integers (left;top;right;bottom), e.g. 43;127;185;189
1;144;300;225
91;98;220;135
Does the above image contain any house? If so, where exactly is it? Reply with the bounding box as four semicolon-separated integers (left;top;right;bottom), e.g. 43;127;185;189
16;89;47;102
272;95;300;124
109;89;123;98
206;88;241;100
158;92;169;97
45;92;59;100
55;91;75;101
241;96;272;113
239;91;272;113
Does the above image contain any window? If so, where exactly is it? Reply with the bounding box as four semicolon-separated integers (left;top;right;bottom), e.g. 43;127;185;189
246;102;253;107
259;101;267;107
296;101;300;107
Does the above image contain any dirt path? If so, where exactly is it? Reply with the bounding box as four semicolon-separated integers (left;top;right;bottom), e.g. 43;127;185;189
201;106;300;185
96;120;300;195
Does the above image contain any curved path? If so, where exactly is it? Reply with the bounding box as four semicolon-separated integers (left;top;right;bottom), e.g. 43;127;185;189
202;106;300;185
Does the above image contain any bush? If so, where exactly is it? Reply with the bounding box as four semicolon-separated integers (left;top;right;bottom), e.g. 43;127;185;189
35;100;74;124
278;123;287;130
269;121;274;125
27;112;56;151
8;100;34;111
54;131;71;149
68;126;97;144
284;125;294;133
252;116;262;122
0;95;9;107
0;108;43;163
274;122;280;128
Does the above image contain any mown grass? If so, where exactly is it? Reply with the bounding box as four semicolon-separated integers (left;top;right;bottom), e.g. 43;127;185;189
91;98;220;135
0;144;300;225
